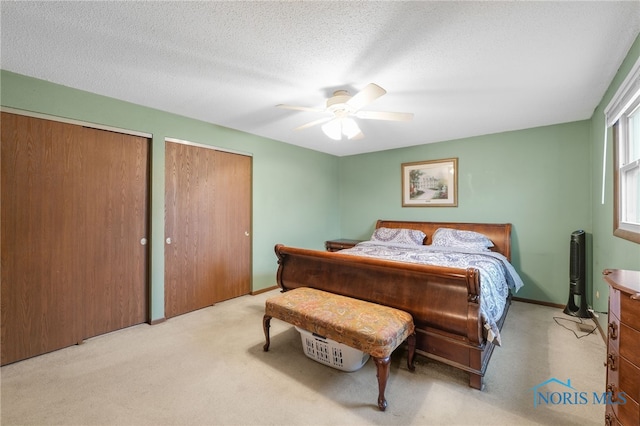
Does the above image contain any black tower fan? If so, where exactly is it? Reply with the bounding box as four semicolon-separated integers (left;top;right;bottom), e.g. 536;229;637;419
563;230;590;318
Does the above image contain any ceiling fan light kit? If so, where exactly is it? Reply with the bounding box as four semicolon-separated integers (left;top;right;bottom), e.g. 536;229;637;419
278;83;413;141
321;117;362;141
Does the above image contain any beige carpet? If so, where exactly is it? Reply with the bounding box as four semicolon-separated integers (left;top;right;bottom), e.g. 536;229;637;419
1;290;607;426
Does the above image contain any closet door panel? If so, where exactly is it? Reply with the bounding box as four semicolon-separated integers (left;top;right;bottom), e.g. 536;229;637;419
81;127;149;338
1;113;83;364
212;151;251;302
1;112;149;365
164;142;218;318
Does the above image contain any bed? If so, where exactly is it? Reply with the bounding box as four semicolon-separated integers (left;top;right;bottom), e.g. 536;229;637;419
274;220;524;390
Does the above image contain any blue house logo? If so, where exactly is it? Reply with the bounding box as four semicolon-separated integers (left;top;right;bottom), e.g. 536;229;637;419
531;378;627;408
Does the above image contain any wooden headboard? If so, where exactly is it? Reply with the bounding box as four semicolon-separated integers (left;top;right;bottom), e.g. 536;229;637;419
375;220;512;261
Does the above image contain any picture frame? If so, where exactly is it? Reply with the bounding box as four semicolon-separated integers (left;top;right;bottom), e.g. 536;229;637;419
401;158;458;207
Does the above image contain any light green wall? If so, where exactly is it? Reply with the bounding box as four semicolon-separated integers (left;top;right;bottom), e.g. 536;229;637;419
338;33;640;308
338;122;592;305
589;34;640;314
0;70;340;321
3;32;639;318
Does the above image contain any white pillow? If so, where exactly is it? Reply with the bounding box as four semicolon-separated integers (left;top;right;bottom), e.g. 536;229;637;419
431;228;494;251
370;227;426;246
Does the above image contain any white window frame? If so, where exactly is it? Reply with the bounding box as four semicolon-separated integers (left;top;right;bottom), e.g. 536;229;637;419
605;56;640;244
613;118;640;243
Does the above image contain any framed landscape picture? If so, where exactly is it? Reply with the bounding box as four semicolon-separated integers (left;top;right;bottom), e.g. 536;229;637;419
401;158;458;207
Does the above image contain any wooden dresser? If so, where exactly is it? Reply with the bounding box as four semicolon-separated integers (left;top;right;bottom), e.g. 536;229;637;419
603;269;640;426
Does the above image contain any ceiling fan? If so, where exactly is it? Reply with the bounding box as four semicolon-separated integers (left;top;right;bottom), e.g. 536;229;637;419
277;83;413;141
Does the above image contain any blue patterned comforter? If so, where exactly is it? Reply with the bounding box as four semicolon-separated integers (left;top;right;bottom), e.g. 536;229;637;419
339;241;524;345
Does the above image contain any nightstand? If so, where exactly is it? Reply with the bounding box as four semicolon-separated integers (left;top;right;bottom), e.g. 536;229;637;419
325;239;363;252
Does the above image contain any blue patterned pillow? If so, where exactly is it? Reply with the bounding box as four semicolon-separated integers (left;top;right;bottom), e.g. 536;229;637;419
431;228;494;251
370;227;426;245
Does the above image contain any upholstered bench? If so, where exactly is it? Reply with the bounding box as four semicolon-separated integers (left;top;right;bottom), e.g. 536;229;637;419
263;287;416;411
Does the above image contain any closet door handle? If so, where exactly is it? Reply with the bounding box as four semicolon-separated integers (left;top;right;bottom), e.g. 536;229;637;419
166;238;172;245
140;238;148;246
244;231;250;237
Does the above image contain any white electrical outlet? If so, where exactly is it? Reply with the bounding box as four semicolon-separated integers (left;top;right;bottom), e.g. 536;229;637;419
596;290;600;299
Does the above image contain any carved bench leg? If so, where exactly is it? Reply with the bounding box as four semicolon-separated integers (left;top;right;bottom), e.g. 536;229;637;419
263;315;272;351
373;356;390;411
407;332;416;371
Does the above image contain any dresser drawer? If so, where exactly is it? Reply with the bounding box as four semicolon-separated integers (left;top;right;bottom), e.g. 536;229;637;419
619;323;640;367
618;355;640;407
615;394;639;426
620;294;640;332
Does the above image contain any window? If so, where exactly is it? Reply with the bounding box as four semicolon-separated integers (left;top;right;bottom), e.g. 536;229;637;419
607;57;640;244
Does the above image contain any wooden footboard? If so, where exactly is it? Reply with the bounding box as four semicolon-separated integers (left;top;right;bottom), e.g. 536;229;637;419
274;243;504;389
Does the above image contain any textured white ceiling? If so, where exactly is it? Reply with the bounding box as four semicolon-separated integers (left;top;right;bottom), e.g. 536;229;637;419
2;1;640;156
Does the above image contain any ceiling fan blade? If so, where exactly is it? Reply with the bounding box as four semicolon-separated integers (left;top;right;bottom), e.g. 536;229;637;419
295;116;333;131
277;104;325;113
349;130;365;140
354;110;414;121
346;83;386;111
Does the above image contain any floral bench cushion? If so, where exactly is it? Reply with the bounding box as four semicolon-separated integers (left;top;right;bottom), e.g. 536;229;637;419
265;287;414;359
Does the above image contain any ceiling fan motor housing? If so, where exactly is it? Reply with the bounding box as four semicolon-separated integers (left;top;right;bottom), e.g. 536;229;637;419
326;90;354;117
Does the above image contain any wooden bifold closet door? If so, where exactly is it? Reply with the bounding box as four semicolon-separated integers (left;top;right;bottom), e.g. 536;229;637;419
1;112;149;366
164;141;251;319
